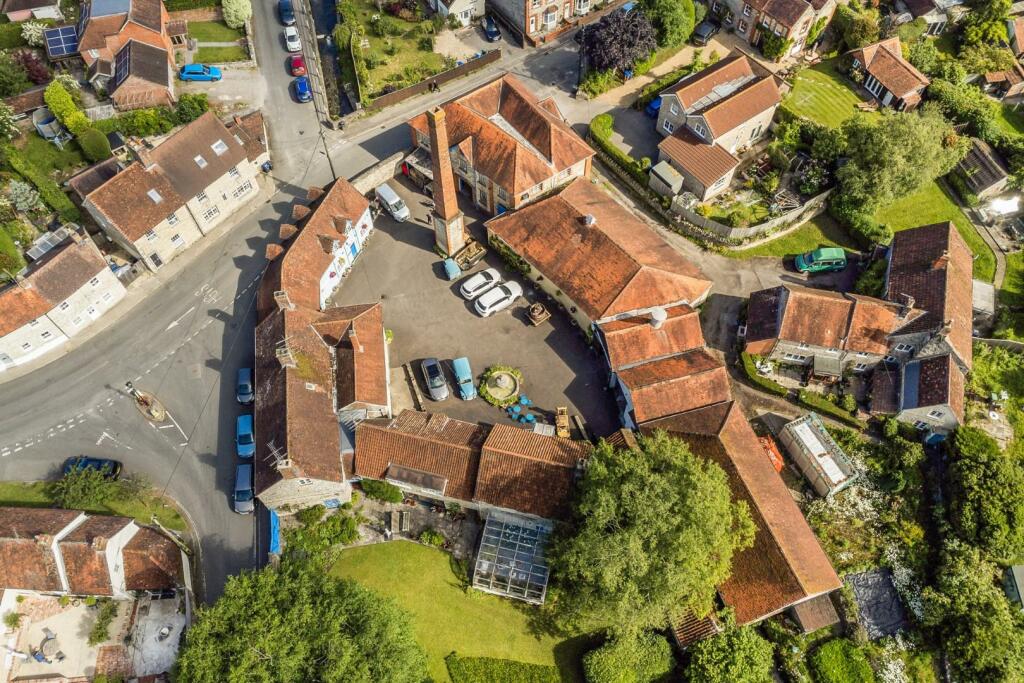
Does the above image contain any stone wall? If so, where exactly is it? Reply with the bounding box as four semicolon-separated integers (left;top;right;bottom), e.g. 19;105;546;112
168;7;222;21
673;188;833;241
350;150;409;194
366;49;502;109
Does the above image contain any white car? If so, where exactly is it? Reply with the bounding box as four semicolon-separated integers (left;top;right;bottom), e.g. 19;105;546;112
284;26;301;52
474;281;522;317
459;268;501;300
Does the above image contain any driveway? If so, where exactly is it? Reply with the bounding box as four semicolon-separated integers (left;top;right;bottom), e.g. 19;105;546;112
178;64;268;114
330;176;619;438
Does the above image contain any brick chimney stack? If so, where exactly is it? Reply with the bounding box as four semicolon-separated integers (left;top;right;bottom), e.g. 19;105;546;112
426;107;466;256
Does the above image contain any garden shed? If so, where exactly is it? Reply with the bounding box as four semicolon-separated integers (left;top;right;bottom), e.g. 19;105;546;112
472;511;551;604
778;413;858;497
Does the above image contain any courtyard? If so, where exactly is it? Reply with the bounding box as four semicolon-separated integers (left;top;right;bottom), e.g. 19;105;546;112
331;176;619;437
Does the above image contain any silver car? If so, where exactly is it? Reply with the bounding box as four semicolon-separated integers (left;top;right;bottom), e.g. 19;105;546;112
284;26;301;52
459;268;501;300
474;281;523;317
420;357;449;401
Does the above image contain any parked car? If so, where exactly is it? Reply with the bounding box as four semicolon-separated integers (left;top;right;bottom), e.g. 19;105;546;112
62;456;122;480
284;26;301;52
375;183;411;221
452;357;476;400
236;414;255;458
795;247;847;274
178;64;222;82
236;367;254;404
459;268;501;299
474;281;523;317
278;0;295;25
293;76;312;102
482;16;501;42
289;54;306;76
233;463;255;514
420;357;450;401
692;19;720;46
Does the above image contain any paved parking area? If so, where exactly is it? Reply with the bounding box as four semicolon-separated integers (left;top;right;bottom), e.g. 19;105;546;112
178;64;267;113
330;176;618;437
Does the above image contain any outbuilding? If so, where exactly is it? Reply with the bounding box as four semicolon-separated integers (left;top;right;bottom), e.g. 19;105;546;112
778;413;858;497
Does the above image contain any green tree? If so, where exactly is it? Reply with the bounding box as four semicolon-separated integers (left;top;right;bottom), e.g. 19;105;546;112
641;0;695;48
175;561;427;682
832;4;879;50
577;9;658;73
0;53;29;98
583;632;675;683
922;539;1024;681
174;93;209;124
908;38;942;76
221;0;252;29
78;127;112;162
687;624;773;682
958;42;1016;74
548;432;754;637
948;427;1024;564
52;467;115;510
962;0;1010;45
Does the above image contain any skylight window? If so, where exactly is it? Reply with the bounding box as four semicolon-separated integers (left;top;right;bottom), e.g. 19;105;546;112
194;155;208;168
147;189;163;203
211;139;229;156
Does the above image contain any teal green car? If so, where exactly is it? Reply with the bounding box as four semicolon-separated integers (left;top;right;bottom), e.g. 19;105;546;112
795;247;847;273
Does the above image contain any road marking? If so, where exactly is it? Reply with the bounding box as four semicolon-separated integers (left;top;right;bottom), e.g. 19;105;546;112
166;305;197;331
13;447;21;452
158;424;175;430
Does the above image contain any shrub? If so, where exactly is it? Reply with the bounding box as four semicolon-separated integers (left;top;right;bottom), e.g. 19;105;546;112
295;504;326;526
3;145;80;220
841;392;857;413
418;527;445;547
7;179;42;213
809;639;875;683
3;220;34;246
0;53;30;98
3;611;20;629
87;600;119;646
221;0;252;29
53;467;115;510
740;353;789;397
360;478;403;503
853;258;886;297
446;654;560;683
418;34;433;51
175;93;209;124
13;50;49;85
44;80;89;135
0;23;27;50
78;127;112;162
0;103;17;141
583;633;674;683
588;113;649;186
948;172;980;208
798;391;866;428
20;21;46;48
686;624;774;683
579;68;621;97
284;511;360;557
760;31;793;61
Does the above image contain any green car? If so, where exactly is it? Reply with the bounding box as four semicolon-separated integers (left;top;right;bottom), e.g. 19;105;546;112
795;247;847;273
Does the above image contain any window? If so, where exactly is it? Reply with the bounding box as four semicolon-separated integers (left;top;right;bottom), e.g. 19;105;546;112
857;351;868;357
167;213;179;226
233;181;253;198
530;16;536;31
211;139;229;156
28;318;39;327
854;363;868;371
852;58;861;68
298;478;313;486
202;206;221;222
532;0;539;6
145;229;157;241
669;103;679;116
798;342;809;349
147;189;163;204
196;191;208;203
72;316;83;326
711;0;720;10
774;27;782;36
884;355;897;364
743;3;751;15
914;420;929;430
928;409;944;419
194;154;208;169
895;343;913;352
21;342;31;351
497;186;508;201
59;301;70;311
544;10;557;24
228;166;241;180
150;253;163;268
40;330;52;340
89;276;100;287
662;119;675;134
86;306;97;317
738;19;748;32
170;233;184;248
749;124;763;140
783;353;808;362
692;121;706;138
102;291;112;301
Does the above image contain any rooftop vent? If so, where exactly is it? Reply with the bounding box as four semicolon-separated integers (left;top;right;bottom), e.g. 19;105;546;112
147;189;163;204
194;155;208;169
650;307;668;329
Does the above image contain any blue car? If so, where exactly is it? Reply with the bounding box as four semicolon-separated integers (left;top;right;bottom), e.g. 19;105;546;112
179;64;222;82
279;0;295;26
482;16;501;42
63;456;122;480
293;76;312;102
236;414;255;458
453;357;476;400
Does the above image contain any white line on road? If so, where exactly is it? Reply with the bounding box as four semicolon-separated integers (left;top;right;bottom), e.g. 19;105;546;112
158;424;175;430
166;412;189;442
166;306;197;331
13;447;21;452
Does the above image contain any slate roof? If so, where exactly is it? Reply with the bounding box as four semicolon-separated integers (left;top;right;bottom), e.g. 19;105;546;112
109;40;169;92
2;0;59;12
2;86;45;115
885;222;973;370
0;508;80;591
870;362;901;415
68;158;121;201
642;402;841;624
597;304;704;370
86;112;250;242
657;130;739;188
407;73;594;197
618;348;731;424
486;178;711;321
957;138;1009;194
848;38;929;99
0;233;111;337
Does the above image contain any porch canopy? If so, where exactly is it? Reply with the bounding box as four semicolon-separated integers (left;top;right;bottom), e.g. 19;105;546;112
812;354;842;378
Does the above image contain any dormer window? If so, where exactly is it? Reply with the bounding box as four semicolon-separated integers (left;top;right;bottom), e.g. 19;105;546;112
692;121;706;139
194;155;208;168
211;139;229;156
147;189;163;203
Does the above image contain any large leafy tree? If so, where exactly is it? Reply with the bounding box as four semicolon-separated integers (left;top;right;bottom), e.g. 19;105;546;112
547;432;754;637
641;0;695;48
922;540;1024;681
686;624;773;683
53;467;116;510
577;9;657;73
947;427;1024;564
175;561;427;682
962;0;1010;45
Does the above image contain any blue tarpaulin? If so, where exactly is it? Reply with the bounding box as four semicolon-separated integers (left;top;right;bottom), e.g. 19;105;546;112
269;509;281;555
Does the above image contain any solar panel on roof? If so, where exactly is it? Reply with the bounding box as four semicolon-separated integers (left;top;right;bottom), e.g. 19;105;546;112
44;26;79;57
113;42;131;86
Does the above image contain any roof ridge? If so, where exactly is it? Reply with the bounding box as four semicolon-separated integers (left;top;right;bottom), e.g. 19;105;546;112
361;418;482;452
696;73;768;117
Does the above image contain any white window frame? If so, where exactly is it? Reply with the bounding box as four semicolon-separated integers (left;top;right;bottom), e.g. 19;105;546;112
145;229;158;241
72;316;83;326
196;191;209;203
194;155;208;169
914;420;929;430
232;181;253;199
28;318;39;327
40;330;52;340
228;166;241;180
928;409;944;419
59;301;70;311
783;353;808;362
89;276;100;287
662;119;674;134
167;213;179;226
102;291;112;301
170;233;184;248
854;363;868;371
202;206;221;222
895;343;913;352
743;3;751;15
692;121;706;138
21;342;32;351
669;102;679;116
544;10;557;25
738;19;748;32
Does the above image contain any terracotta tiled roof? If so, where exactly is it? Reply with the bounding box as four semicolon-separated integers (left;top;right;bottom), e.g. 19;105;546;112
227;111;268;163
848;38;929;99
845;294;922;355
407;73;594;196
750;0;813;28
0;508;80;591
354;411;488;501
476;424;592;519
312;303;389;408
257;178;370;318
486;179;711;321
885;222;973;370
643;402;841;624
701;76;782;138
1012;17;1024;50
657;130;739;188
777;285;851;349
663;54;757;105
86;163;182;243
597;305;704;370
59;516;133;595
0;234;111;336
619;348;731;424
122;527;182;591
906;353;965;421
3;86;45;115
903;0;935;17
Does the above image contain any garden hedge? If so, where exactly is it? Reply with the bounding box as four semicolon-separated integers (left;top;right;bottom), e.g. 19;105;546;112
583;633;675;683
797;390;865;429
359;478;403;503
0;23;27;50
588;113;649;187
740;353;789;397
445;654;560;683
78;127;112;162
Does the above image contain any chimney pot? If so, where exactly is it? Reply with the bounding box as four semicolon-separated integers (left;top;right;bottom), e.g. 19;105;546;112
265;244;284;261
279;224;299;241
292;205;311;222
306;186;325;202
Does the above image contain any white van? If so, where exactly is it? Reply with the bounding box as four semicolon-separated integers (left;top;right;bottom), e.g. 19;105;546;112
375;183;411;222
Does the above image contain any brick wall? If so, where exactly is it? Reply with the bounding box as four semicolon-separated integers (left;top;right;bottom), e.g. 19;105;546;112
168;6;222;21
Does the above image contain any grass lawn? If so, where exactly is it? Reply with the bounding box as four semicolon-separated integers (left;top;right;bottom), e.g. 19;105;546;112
13;133;85;181
332;541;588;682
995;252;1024;340
194;46;248;63
0;481;187;531
994;102;1024;137
782;59;875;128
874;180;996;282
188;20;242;42
932;31;957;58
346;0;445;96
725;214;860;259
706;202;771;224
0;225;25;277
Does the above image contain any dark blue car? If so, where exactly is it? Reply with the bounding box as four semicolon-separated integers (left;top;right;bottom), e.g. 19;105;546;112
482;16;501;42
278;0;295;26
293;76;312;102
63;456;122;480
